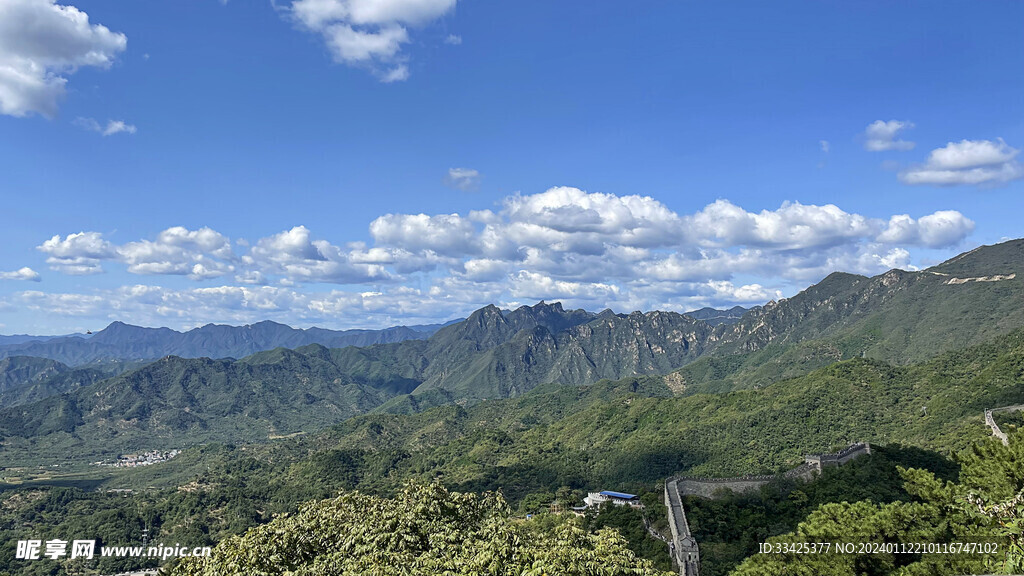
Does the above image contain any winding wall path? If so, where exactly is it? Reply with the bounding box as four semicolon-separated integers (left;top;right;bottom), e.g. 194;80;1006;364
985;405;1024;446
663;442;871;576
665;479;700;576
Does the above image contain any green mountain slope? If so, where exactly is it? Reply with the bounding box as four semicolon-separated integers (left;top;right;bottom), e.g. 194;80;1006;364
678;238;1024;393
285;301;716;406
135;326;1023;508
1;324;1020;576
0;301;717;463
0;356;68;392
0;356;117;409
0;349;421;464
412;305;713;400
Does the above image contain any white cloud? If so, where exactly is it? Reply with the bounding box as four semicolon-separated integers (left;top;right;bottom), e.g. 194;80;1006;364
74;117;136;135
924;138;1017;170
0;0;126;118
876;247;912;270
899;139;1023;186
156;226;235;258
20;290;108;316
16;283;484;330
819;140;830;153
27;189;978;329
685;200;875;250
323;24;407;63
498;187;684;251
444;34;461;45
129;229;227;277
877;211;976;248
37;231;116;274
509;271;619;304
704;281;780;303
234;270;268;285
379;63;409;83
370;213;476;256
863;120;915;152
461;258;508;281
102;119;135;136
289;0;457;82
0;267;41;281
250;226;325;262
443;167;481;191
637;250;760;283
246;226;391;283
37;227;236;280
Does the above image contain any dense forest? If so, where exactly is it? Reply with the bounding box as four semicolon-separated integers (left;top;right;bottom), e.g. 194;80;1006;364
2;325;1023;574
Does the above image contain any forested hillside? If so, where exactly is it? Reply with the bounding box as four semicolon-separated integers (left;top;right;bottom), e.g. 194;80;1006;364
3;324;1022;574
678;239;1024;394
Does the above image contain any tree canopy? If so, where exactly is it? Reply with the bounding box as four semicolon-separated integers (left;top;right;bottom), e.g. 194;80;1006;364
171;482;673;576
731;430;1024;575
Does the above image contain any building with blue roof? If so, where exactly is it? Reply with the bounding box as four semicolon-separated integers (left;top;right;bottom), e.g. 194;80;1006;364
584;490;643;508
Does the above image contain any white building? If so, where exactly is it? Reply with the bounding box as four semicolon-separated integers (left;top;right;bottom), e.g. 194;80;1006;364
584;490;643;508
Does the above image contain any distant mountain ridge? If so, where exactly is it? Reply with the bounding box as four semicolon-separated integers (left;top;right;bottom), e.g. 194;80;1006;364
0;334;81;346
676;238;1024;393
683;305;751;326
0;239;1021;463
0;356;114;408
0;320;456;366
0;302;723;459
0;356;68;392
0;349;422;461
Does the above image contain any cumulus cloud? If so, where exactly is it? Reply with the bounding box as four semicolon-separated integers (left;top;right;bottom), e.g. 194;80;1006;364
509;271;619;304
370;213;476;256
863;120;915;152
0;0;126;118
899;139;1023;186
28;188;978;329
245;225;390;283
443;167;481;191
497;187;684;251
379;63;409;83
74;117;136;136
703;281;780;303
37;228;235;279
0;267;41;281
38;231;116;274
289;0;457;82
685;200;875;250
119;227;235;279
877;211;976;248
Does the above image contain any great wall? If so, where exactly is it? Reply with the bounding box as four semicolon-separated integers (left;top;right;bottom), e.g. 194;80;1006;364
985;404;1024;446
658;406;1024;574
663;442;871;576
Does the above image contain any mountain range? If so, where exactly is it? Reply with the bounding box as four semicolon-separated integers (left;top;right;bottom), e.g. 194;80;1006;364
0;319;455;366
0;239;1020;465
0;356;118;409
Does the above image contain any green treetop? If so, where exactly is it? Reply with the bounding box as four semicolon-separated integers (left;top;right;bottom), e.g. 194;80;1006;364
172;481;673;576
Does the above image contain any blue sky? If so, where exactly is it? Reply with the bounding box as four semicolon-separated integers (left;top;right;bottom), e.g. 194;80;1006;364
0;0;1022;334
